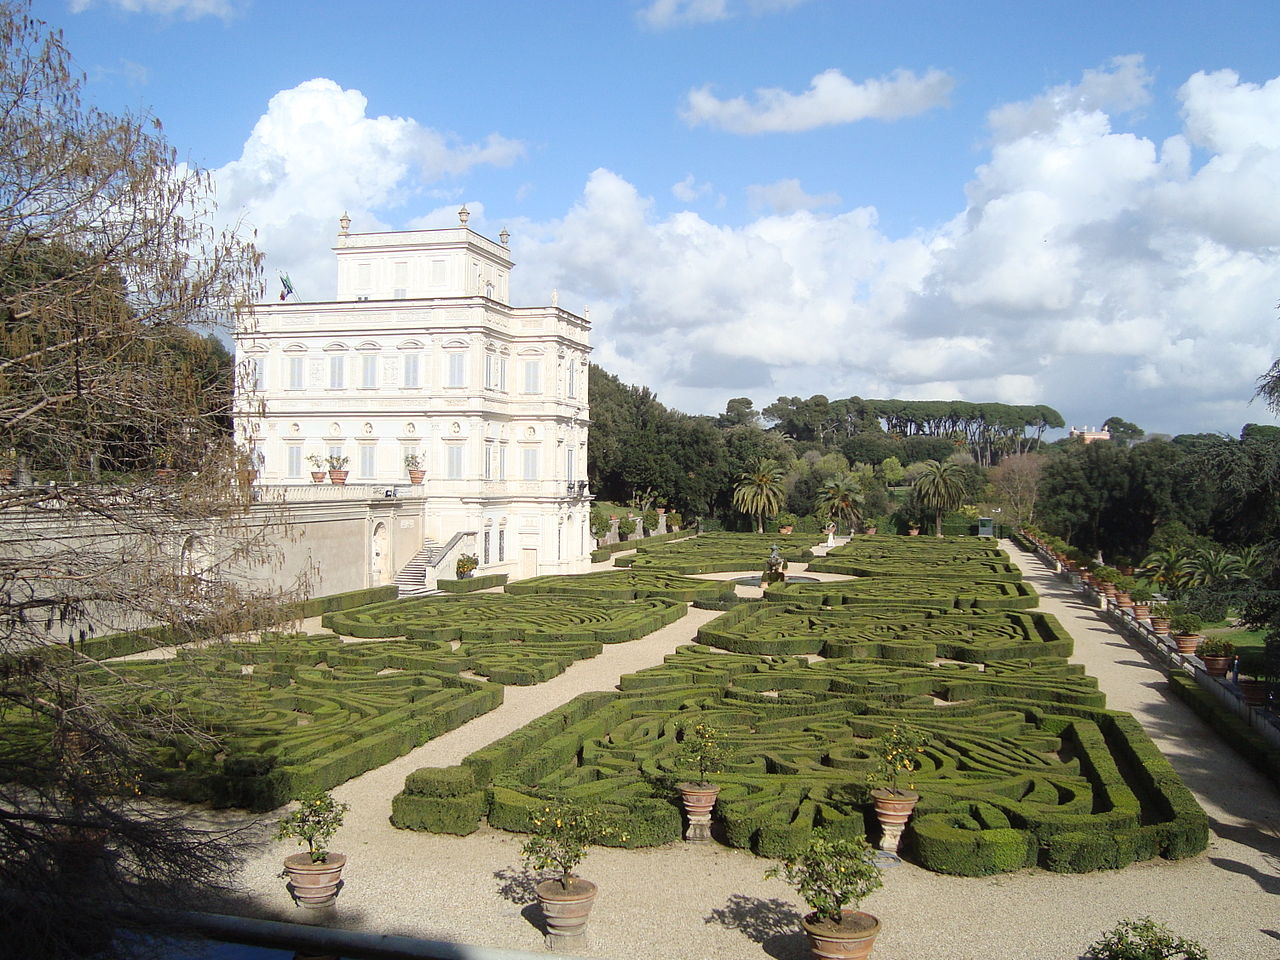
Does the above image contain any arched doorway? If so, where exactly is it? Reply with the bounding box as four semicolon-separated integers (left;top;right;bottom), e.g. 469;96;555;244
371;522;391;585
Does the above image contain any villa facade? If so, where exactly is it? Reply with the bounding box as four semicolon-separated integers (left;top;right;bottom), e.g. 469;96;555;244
233;210;593;590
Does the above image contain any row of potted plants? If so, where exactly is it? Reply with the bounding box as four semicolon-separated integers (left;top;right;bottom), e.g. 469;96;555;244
303;452;430;485
276;721;932;956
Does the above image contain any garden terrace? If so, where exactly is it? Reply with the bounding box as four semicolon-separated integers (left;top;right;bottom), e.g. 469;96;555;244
321;593;686;644
764;577;1039;609
391;643;1205;874
613;531;823;575
821;536;1009;562
504;570;736;603
696;602;1074;661
100;634;504;810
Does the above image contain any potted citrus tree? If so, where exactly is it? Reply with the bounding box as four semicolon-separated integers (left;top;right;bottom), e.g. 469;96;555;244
1198;637;1235;678
675;721;731;841
306;453;328;484
1149;603;1174;635
455;552;478;579
404;452;425;484
1084;916;1208;960
1170;613;1203;656
867;723;929;853
1129;583;1154;620
325;453;349;485
277;788;349;908
767;830;885;959
521;798;623;949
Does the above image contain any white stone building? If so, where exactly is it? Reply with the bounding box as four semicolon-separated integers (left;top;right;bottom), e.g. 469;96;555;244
233;210;592;591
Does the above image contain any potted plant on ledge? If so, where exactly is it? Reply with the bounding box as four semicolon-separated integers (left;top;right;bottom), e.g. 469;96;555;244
867;723;929;854
326;453;349;486
1198;637;1235;678
455;553;478;579
675;721;731;841
1149;603;1174;636
1170;613;1203;656
404;452;425;484
767;830;885;960
277;788;349;908
520;798;623;950
306;453;328;484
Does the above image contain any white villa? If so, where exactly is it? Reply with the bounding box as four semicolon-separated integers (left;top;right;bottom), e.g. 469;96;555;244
233;209;592;593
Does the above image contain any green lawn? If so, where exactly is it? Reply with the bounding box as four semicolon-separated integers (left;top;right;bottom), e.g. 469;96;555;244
1206;625;1267;675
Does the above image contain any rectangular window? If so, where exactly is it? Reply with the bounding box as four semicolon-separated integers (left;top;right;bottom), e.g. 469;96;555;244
499;445;507;480
357;262;371;288
447;445;463;480
483;531;491;565
359;445;376;478
566;447;575;484
522;447;538;481
484;443;494;480
522;359;540;394
361;355;377;389
403;353;420;388
485;354;495;389
567;363;576;398
498;529;505;562
288;356;304;390
248;358;264;392
448;352;465;388
287;446;302;478
393;261;408;299
329;355;344;389
430;259;446;285
499;357;508;392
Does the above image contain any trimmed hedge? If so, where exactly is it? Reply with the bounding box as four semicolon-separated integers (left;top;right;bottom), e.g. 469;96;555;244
76;584;400;660
505;570;735;603
589;530;689;562
613;532;822;575
764;577;1039;610
1168;673;1280;790
436;574;508;593
391;642;1202;872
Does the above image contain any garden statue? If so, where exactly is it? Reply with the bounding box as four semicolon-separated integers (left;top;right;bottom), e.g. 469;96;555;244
762;545;787;585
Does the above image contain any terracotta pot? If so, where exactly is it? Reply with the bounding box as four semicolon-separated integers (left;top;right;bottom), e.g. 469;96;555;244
801;909;881;960
779;525;794;534
0;468;12;486
870;787;918;853
1150;617;1171;635
1174;634;1201;656
1132;603;1150;619
282;852;345;908
1202;655;1232;678
1114;592;1133;607
677;782;720;841
408;469;425;484
310;471;328;484
1240;678;1268;707
534;877;597;948
908;528;920;536
328;470;348;486
864;527;877;536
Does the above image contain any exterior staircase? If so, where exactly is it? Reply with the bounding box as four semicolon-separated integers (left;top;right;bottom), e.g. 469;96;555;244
393;538;444;596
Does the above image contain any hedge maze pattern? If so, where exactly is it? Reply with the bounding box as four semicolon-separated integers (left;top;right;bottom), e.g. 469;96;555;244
393;534;1207;876
505;570;736;603
697;603;1074;661
614;532;822;575
101;634;503;811
321;593;686;645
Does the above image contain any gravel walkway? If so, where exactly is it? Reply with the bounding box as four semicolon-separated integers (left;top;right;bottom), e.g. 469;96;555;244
222;542;1279;960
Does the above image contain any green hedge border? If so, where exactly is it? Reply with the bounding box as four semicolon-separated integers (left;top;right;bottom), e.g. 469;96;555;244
589;530;688;562
1168;673;1280;790
437;574;509;593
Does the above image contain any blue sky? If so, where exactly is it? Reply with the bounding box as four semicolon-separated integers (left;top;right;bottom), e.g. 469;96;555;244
31;0;1280;435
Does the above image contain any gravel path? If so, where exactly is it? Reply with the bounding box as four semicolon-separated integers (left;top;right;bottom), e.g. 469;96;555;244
223;542;1279;960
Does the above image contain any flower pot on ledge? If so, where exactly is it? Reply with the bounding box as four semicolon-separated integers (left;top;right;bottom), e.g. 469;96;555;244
408;469;425;485
310;471;327;484
328;470;348;486
870;787;918;853
282;852;346;908
1174;634;1201;656
677;782;720;841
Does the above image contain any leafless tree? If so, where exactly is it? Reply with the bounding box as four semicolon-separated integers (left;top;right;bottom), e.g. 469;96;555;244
988;452;1048;529
0;4;303;955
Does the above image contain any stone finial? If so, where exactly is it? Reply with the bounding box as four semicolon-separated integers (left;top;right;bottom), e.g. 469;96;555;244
339;211;351;235
499;228;510;246
584;306;591;321
458;204;470;225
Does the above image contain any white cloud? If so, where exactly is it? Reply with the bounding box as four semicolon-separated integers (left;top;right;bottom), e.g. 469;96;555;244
682;67;954;134
672;173;713;203
211;79;523;299
747;179;840;214
222;62;1280;435
638;0;807;29
69;0;239;19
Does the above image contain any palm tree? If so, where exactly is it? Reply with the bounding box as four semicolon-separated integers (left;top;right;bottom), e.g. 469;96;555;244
732;457;786;533
912;459;966;537
1184;548;1248;589
1138;546;1193;597
815;474;865;535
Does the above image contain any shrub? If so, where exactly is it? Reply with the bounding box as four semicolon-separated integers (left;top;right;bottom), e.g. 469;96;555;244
589;508;611;540
455;553;479;578
642;508;659;534
1170;613;1203;636
765;831;883;924
678;721;731;786
521;798;626;890
1084;917;1208;960
617;516;638;539
1198;637;1234;658
276;789;348;863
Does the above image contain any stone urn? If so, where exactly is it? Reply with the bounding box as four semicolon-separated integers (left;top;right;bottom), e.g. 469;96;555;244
677;782;720;841
870;788;918;853
282;852;346;908
534;877;597;949
801;910;881;960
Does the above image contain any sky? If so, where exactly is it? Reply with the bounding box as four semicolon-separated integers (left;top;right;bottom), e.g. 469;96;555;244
29;0;1280;436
